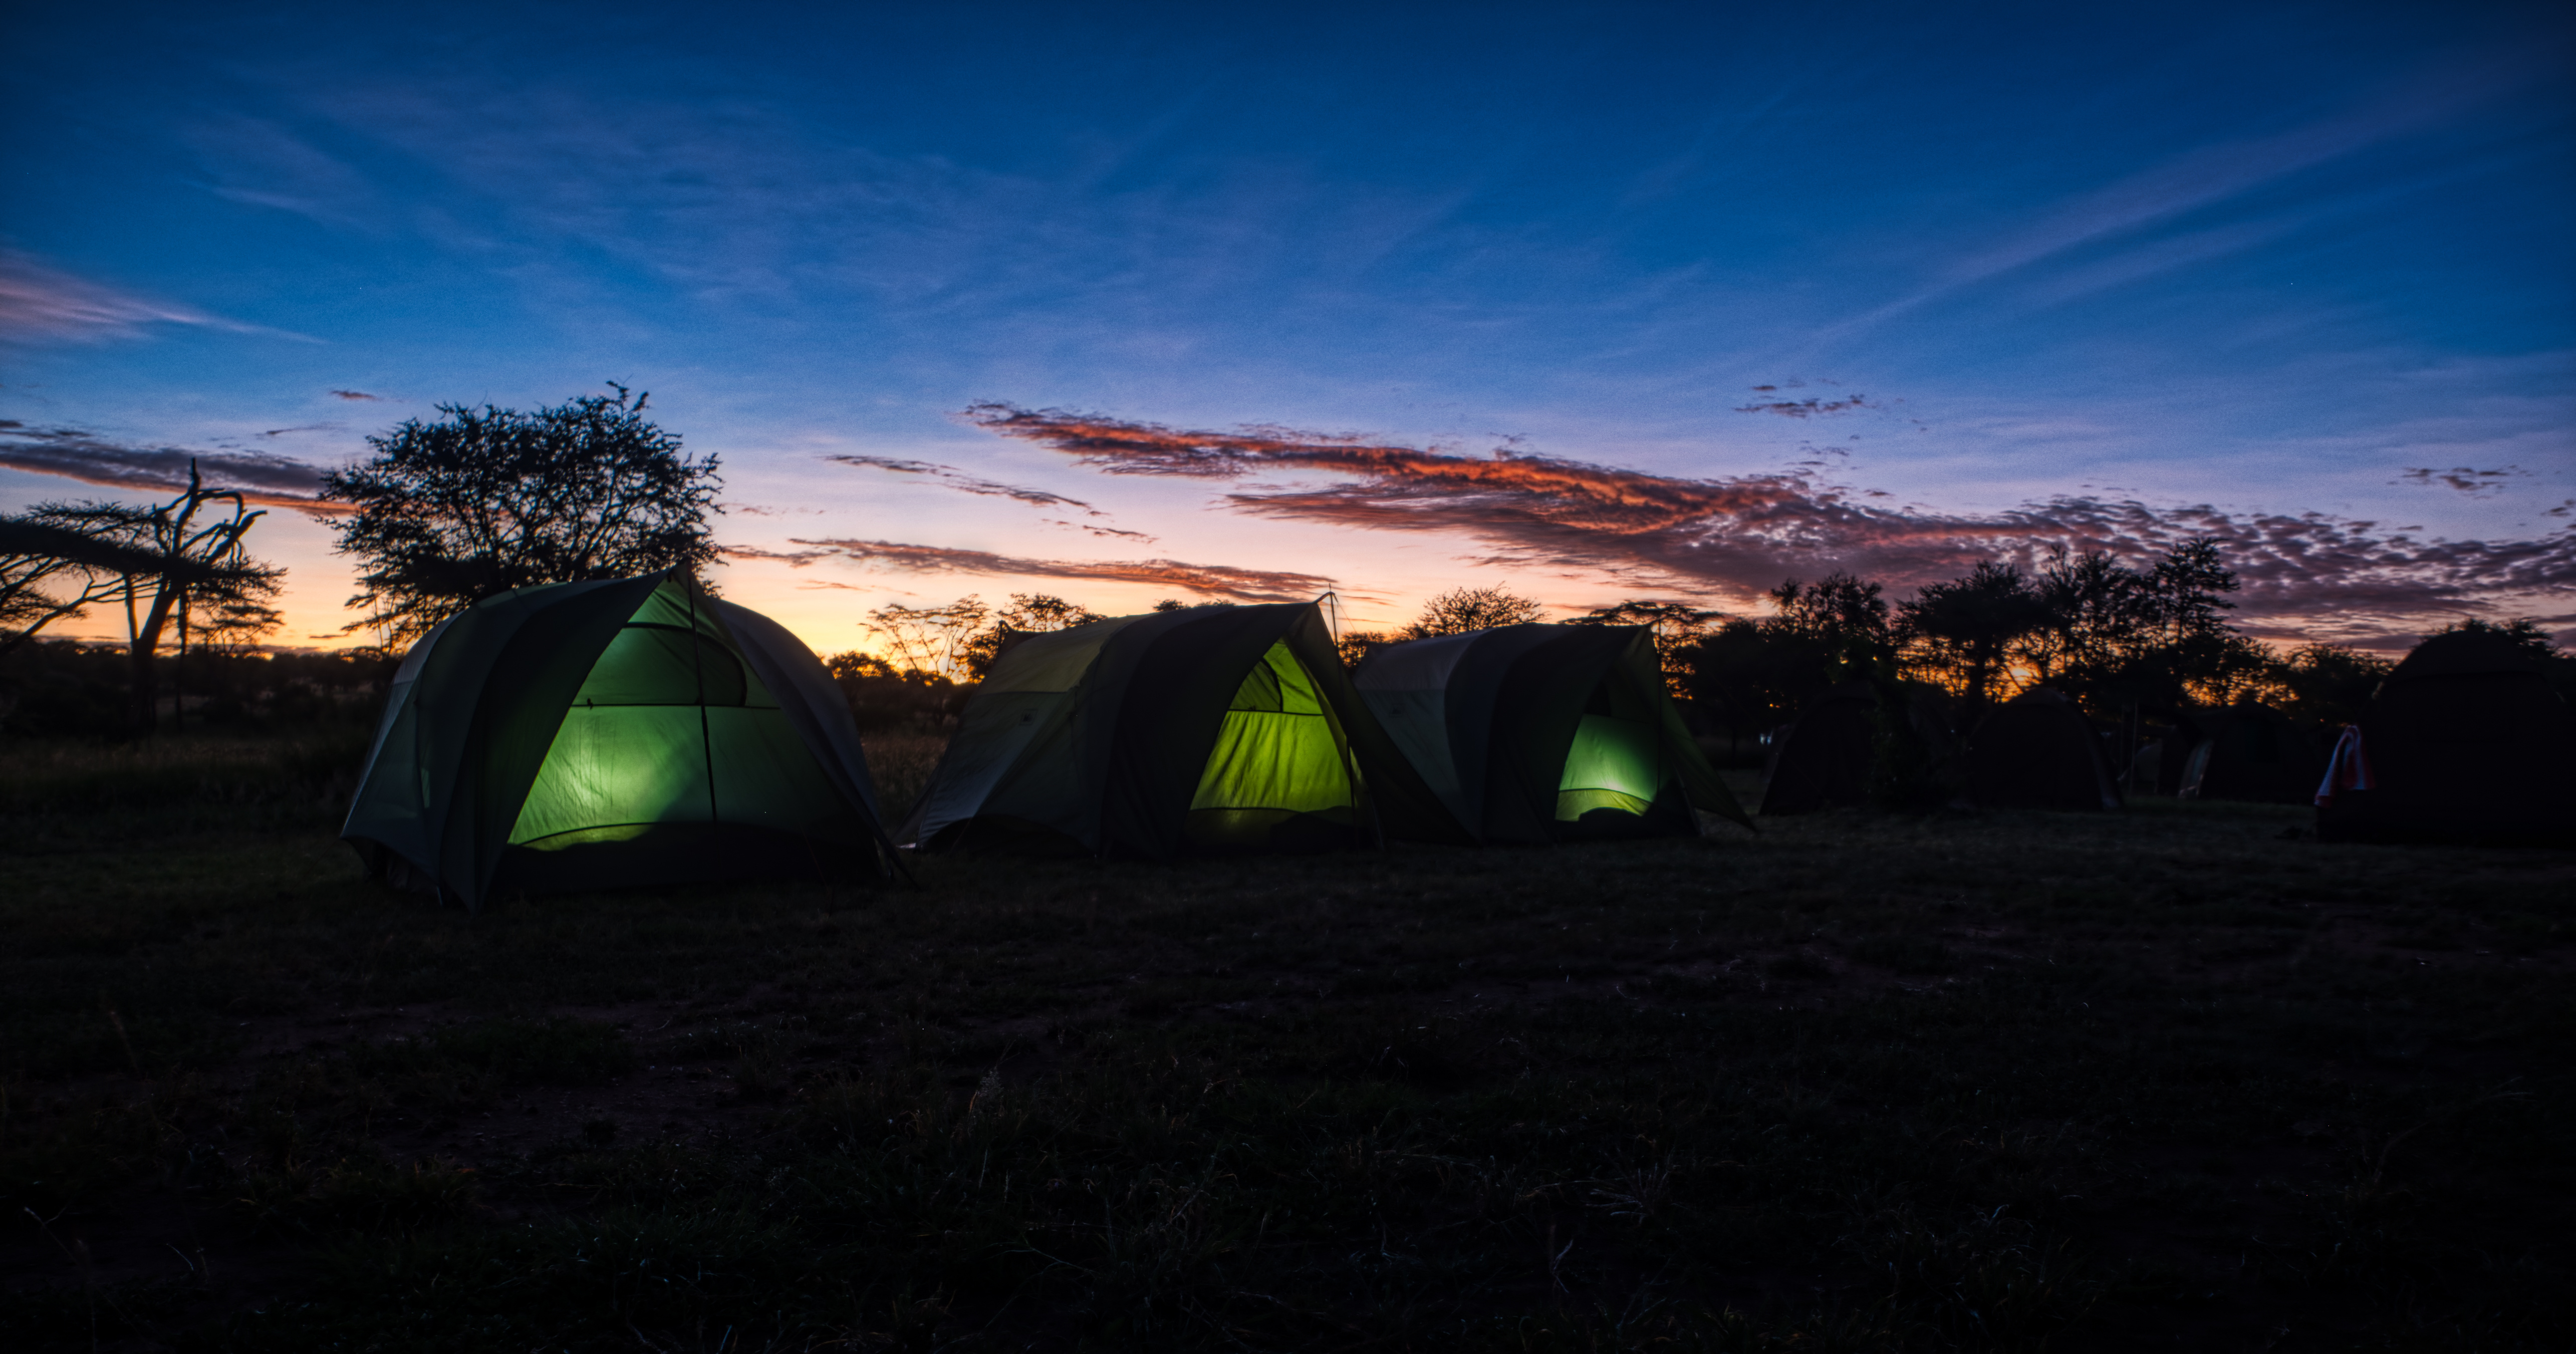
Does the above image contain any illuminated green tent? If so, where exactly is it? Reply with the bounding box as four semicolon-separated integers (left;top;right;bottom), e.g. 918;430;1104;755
343;572;888;909
1353;624;1752;842
901;600;1467;856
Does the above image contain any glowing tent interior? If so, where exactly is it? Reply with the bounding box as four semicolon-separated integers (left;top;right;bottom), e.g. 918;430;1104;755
900;600;1466;856
342;572;889;908
1353;624;1751;842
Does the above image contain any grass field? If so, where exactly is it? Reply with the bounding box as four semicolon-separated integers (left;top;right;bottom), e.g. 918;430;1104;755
2;737;2570;1350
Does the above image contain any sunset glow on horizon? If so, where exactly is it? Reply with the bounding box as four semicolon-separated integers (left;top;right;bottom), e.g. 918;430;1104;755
5;2;2570;660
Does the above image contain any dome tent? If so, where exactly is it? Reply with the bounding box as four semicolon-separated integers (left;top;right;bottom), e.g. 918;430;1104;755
2316;629;2576;845
1965;687;2122;811
1760;678;1959;815
343;572;889;909
1353;624;1751;842
2175;700;2325;804
1759;679;1877;816
902;600;1466;856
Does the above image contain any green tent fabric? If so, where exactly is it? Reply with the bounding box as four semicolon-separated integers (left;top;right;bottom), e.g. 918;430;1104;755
902;600;1468;856
342;572;887;908
1353;624;1751;843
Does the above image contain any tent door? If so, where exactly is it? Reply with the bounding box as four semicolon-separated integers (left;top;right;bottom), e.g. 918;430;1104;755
1555;675;1669;822
1185;640;1362;849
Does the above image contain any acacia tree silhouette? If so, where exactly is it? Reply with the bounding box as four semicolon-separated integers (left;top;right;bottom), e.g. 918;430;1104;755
321;384;721;645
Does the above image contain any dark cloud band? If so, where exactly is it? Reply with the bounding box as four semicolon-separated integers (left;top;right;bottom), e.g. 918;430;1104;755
826;454;1103;515
779;536;1337;604
966;404;2576;640
0;423;328;509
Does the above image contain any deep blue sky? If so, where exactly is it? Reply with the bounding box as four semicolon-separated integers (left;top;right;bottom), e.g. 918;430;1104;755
4;1;2570;647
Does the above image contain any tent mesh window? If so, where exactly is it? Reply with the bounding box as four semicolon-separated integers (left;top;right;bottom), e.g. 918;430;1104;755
1186;640;1363;847
509;590;848;852
1555;673;1668;821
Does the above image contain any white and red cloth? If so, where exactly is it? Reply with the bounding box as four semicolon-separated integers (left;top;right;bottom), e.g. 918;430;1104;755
2315;724;2373;806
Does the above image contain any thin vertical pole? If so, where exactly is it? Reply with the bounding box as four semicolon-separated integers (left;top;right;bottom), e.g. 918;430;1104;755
688;574;718;825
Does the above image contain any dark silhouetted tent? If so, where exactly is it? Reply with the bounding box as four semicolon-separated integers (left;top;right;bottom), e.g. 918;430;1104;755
1966;687;2122;811
1763;679;1962;815
903;601;1466;856
2177;701;2326;804
343;572;887;909
2317;630;2576;845
1760;680;1876;815
1353;624;1751;842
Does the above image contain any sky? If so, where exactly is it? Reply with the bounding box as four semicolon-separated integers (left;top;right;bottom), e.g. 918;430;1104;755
4;0;2571;657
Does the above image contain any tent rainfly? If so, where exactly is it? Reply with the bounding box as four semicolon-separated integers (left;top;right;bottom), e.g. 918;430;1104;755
343;572;889;909
1965;687;2123;811
1353;624;1752;842
1760;680;1878;816
2317;630;2576;845
2175;701;2326;805
902;600;1466;856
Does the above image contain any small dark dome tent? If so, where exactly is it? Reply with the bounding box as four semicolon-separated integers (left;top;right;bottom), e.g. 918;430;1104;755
1353;624;1751;842
2176;701;2325;804
902;600;1465;856
2317;630;2576;845
1760;680;1877;816
1965;687;2122;811
343;572;888;909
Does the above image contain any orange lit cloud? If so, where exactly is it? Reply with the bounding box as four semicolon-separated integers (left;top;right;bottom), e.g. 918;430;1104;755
779;536;1339;604
966;404;2576;640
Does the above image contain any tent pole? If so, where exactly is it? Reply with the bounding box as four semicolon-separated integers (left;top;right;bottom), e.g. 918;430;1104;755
687;572;718;824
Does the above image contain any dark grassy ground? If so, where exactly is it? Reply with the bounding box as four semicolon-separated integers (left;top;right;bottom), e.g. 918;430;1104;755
2;741;2570;1350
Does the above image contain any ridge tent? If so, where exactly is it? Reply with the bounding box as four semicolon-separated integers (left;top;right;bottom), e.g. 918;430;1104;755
2317;630;2576;845
901;600;1466;856
1353;624;1752;842
1965;687;2122;811
343;572;888;909
2176;701;2325;805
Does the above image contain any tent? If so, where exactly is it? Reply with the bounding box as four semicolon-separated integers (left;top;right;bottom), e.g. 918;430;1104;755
1353;624;1751;842
1761;679;1962;815
2316;630;2576;845
902;600;1465;856
2175;701;2325;805
1965;687;2122;811
1759;681;1875;815
343;572;888;909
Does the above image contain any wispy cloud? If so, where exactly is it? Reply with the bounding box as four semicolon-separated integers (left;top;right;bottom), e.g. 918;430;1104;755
1734;392;1877;418
778;536;1339;604
0;249;316;345
2396;465;2523;494
330;389;384;401
967;405;2576;637
1830;46;2557;340
183;114;384;230
825;454;1103;515
0;423;329;508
